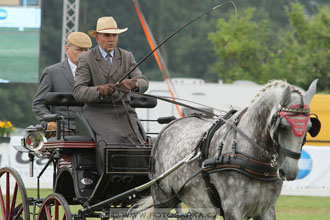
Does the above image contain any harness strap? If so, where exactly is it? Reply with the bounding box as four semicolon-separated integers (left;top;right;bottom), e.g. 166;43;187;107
197;110;237;215
198;109;238;165
278;147;301;160
230;108;248;158
202;152;278;181
201;171;224;216
228;121;269;158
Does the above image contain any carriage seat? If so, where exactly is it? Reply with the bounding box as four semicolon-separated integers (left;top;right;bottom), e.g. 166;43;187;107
43;92;158;142
44;92;93;142
42;113;95;142
44;92;157;109
44;92;158;108
45;92;84;107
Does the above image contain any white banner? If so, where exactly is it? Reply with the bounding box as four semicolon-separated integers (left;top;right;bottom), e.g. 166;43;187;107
0;7;41;28
0;136;53;188
282;145;330;196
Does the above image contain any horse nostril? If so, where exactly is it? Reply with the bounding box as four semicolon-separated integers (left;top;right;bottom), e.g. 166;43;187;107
277;169;286;181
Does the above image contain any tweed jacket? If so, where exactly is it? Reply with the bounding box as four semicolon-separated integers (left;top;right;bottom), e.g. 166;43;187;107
32;59;83;129
73;46;149;145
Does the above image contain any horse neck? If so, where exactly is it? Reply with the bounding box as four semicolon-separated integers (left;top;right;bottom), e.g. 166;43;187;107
240;90;279;149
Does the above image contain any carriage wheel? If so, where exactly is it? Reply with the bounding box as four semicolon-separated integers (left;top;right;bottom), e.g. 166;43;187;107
37;193;72;220
0;167;30;220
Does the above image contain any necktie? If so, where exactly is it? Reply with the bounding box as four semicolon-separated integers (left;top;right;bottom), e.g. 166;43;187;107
105;53;112;67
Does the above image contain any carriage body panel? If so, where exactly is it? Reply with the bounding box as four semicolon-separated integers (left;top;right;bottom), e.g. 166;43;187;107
41;139;152;206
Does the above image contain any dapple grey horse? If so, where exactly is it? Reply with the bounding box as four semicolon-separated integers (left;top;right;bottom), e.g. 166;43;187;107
135;80;319;220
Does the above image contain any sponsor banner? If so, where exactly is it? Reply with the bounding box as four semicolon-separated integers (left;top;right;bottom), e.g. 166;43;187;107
0;136;53;188
282;145;330;196
0;7;41;28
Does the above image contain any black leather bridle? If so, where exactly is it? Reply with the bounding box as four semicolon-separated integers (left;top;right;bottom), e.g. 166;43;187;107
269;89;310;160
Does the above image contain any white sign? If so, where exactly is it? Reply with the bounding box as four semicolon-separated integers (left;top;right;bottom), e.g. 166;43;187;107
0;142;9;168
0;7;41;28
0;136;53;188
282;145;330;196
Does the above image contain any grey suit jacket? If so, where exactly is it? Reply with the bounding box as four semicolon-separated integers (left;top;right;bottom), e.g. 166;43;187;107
73;47;148;103
32;59;83;129
73;46;149;144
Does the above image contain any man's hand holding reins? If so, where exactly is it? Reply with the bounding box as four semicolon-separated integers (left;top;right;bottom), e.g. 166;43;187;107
97;79;137;98
97;83;115;97
118;78;137;91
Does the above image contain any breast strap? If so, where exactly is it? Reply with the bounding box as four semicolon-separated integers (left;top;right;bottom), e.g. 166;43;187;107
202;152;278;181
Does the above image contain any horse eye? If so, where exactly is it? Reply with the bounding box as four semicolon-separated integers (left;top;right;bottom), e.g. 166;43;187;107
279;123;290;131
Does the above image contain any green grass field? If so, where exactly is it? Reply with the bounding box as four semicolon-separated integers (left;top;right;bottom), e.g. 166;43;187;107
276;196;330;220
26;189;330;219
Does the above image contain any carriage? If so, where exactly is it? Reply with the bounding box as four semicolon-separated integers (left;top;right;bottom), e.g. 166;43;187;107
0;79;322;220
0;91;176;220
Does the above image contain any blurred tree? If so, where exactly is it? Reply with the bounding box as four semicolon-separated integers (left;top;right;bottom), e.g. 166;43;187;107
39;0;62;72
0;83;38;128
281;3;330;91
208;7;280;83
209;2;330;91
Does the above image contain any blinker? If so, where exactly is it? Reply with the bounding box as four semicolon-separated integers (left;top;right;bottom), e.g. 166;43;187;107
309;116;321;137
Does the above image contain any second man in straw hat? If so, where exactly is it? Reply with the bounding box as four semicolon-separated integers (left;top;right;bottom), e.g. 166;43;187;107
73;16;149;174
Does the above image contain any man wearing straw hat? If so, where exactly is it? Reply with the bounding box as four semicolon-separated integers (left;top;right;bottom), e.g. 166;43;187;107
33;32;92;134
73;16;149;174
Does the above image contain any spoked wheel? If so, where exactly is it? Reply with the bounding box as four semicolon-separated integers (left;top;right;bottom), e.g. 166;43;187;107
37;193;72;220
0;167;30;220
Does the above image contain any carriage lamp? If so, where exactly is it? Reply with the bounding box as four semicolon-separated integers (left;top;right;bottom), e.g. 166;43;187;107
23;132;47;151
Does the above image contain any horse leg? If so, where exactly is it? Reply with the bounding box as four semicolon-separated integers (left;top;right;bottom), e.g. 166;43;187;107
152;183;182;220
133;196;173;220
134;183;181;220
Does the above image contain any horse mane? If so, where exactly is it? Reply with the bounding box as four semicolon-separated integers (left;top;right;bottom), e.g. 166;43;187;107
250;80;289;104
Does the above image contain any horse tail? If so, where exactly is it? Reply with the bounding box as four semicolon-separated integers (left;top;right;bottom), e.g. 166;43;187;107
133;196;154;220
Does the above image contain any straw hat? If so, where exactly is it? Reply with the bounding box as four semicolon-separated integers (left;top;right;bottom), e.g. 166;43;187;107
67;32;92;49
88;16;128;37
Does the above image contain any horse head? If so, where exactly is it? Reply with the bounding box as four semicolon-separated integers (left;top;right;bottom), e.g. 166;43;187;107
267;79;319;181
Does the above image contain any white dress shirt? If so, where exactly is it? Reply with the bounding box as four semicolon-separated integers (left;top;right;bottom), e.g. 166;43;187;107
68;58;77;77
99;46;114;64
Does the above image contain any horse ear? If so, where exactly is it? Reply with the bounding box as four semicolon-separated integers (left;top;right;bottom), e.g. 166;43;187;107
280;86;291;107
304;79;318;104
